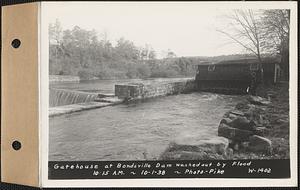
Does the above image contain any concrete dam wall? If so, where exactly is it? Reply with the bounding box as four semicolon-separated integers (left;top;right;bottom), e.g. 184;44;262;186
115;80;196;100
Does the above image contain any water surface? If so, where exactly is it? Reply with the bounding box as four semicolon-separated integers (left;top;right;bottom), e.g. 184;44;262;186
49;92;242;161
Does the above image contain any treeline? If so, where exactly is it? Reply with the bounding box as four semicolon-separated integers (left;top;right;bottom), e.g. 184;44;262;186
49;20;196;80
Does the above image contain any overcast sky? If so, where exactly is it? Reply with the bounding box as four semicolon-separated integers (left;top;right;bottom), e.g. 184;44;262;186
43;2;273;58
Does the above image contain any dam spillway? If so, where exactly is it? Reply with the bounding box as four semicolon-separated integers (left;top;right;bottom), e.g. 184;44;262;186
49;78;195;116
49;88;99;107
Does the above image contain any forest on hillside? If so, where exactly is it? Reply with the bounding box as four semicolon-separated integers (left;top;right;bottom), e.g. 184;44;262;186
49;21;201;80
49;9;289;80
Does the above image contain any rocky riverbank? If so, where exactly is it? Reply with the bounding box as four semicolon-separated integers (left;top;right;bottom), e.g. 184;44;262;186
160;82;289;160
226;82;290;159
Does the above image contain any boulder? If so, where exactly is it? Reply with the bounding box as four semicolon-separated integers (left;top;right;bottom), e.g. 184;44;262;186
228;113;238;120
218;123;254;141
229;110;245;116
248;135;272;154
167;134;229;156
160;150;226;160
220;118;232;125
159;134;230;160
247;95;271;105
227;117;256;131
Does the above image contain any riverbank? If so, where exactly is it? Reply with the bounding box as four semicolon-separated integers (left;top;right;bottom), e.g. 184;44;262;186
230;82;290;159
159;82;290;160
50;75;80;83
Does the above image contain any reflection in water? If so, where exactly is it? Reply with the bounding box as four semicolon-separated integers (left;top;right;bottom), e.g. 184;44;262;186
49;92;243;161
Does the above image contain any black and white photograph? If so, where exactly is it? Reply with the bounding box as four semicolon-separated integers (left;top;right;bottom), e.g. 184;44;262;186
45;1;296;183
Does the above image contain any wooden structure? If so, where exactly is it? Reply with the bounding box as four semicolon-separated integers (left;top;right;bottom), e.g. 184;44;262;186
195;59;263;94
262;60;282;84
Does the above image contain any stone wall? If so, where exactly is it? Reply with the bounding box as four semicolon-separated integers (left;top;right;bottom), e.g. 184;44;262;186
115;80;196;100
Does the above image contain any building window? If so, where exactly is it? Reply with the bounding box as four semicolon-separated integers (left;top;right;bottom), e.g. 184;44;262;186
208;65;215;71
250;63;259;71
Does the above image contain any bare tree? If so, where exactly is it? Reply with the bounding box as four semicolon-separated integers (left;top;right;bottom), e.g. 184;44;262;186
217;10;264;63
261;9;290;79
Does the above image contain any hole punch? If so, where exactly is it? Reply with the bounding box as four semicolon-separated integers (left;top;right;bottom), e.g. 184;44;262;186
11;39;21;48
12;140;21;150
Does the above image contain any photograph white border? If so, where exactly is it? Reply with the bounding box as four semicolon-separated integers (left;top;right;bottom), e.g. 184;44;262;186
40;1;298;187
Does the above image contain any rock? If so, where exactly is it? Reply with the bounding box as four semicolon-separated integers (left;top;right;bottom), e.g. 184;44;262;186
233;143;239;151
227;117;256;131
220;118;232;125
228;113;238;120
218;123;254;141
254;127;269;136
160;150;226;160
240;142;250;149
159;134;231;160
248;135;272;154
230;110;245;116
235;102;251;111
247;95;271;105
168;134;229;156
226;148;234;159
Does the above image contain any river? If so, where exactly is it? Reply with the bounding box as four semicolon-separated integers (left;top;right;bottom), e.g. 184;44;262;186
49;79;243;161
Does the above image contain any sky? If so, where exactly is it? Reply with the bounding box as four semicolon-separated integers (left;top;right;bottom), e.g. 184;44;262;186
43;2;264;58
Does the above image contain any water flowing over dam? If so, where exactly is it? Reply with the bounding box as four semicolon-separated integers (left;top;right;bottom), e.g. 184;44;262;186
49;88;98;107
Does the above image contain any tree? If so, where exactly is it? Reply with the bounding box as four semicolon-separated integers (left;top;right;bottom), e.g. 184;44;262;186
115;37;139;60
166;49;176;58
148;49;156;60
49;19;63;70
49;18;62;45
139;44;156;61
217;10;264;63
262;9;290;79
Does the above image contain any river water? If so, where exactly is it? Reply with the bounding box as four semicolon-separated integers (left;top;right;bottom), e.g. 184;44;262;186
49;79;243;161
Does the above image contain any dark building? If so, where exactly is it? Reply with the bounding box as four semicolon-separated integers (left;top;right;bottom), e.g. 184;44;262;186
195;58;281;94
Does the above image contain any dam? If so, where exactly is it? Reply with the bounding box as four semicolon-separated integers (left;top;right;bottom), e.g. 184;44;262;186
49;59;266;117
49;78;196;117
49;59;272;161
